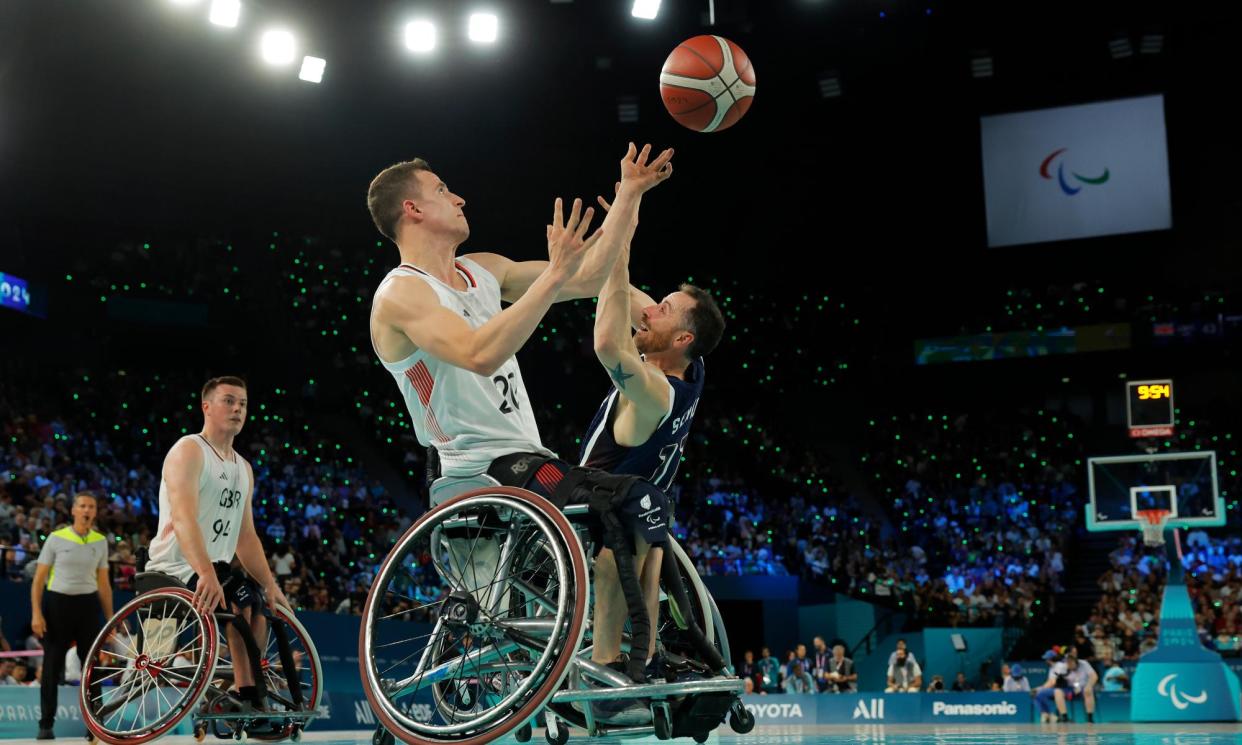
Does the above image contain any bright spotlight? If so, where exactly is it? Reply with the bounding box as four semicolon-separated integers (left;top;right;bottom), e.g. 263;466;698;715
208;0;240;28
631;0;661;20
468;13;499;43
405;20;437;53
260;29;297;65
168;0;201;6
299;56;326;83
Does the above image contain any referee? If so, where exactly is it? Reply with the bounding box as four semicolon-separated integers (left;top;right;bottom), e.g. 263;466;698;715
30;492;112;740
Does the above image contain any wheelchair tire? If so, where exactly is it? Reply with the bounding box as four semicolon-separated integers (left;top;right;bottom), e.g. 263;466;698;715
81;588;219;745
361;488;589;745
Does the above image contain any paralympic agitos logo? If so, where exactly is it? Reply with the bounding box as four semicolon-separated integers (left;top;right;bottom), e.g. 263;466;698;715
1040;148;1110;195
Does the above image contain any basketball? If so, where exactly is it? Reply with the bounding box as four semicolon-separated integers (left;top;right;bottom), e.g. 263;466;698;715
660;35;756;133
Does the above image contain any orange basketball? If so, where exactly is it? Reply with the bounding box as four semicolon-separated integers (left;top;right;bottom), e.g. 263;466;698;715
659;35;756;133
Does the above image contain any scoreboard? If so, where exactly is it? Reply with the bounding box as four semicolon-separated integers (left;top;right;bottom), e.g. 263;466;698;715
1126;379;1174;438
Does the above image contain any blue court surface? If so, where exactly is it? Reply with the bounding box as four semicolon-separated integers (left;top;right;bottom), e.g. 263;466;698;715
9;726;1242;745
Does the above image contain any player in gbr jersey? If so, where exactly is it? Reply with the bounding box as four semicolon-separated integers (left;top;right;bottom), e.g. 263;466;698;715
146;376;290;711
366;144;679;682
579;183;725;670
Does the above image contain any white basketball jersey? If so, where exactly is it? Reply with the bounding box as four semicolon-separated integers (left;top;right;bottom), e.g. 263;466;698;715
147;435;251;582
371;257;552;477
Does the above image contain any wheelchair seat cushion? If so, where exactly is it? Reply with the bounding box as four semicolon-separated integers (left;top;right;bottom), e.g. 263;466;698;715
134;571;189;594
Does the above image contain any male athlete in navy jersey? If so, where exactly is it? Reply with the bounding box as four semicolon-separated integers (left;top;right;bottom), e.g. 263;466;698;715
580;186;725;670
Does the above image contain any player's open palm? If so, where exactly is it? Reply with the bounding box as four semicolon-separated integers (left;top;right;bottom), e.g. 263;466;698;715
619;142;674;194
546;197;602;277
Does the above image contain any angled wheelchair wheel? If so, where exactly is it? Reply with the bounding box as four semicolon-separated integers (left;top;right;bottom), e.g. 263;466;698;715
258;605;323;717
659;537;730;670
360;487;589;745
81;588;219;745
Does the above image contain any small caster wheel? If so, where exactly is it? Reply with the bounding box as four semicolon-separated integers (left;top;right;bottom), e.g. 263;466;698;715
193;725;207;742
652;702;672;741
515;723;532;743
693;733;710;743
373;727;395;745
729;701;755;734
234;729;247;742
85;733;96;743
289;726;303;742
544;714;569;745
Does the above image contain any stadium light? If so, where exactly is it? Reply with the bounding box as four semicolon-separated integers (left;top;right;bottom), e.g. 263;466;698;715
468;13;499;43
208;0;240;28
405;20;436;53
970;50;994;79
1109;34;1134;59
260;29;297;65
299;56;326;83
632;0;661;20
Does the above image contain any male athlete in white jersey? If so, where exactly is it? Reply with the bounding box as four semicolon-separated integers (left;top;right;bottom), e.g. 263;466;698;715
147;376;289;710
367;145;711;688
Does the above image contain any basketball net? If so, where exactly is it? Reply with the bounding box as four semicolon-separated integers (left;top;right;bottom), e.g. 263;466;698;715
1136;509;1170;547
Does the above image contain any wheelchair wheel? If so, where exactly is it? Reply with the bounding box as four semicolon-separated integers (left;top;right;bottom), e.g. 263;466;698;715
361;487;589;745
659;538;730;670
257;605;323;719
81;588;219;745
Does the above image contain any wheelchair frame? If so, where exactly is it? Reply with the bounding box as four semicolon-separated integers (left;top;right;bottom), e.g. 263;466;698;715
80;573;322;744
359;479;753;745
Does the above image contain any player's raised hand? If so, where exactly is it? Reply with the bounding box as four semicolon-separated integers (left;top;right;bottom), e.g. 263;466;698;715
596;182;621;213
546;197;603;278
619;142;674;194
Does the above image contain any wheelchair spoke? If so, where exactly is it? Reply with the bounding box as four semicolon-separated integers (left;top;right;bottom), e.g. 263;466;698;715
152;677;177;721
374;630;436;650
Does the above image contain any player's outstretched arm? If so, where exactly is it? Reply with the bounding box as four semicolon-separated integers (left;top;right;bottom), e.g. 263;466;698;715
469;143;672;303
593;245;672;417
379;197;602;376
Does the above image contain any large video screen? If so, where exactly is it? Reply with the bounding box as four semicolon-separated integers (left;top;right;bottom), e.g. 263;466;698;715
980;95;1172;248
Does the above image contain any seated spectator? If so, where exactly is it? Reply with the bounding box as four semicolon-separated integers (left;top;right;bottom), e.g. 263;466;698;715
824;644;856;693
781;662;816;694
951;671;974;691
757;647;782;694
886;650;922;692
1101;657;1129;692
1003;663;1031;692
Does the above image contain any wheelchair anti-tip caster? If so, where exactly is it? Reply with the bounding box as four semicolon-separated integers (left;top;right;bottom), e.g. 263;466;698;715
728;700;755;734
652;702;673;741
515;722;532;743
693;733;710;744
544;713;569;745
373;726;396;745
193;724;207;742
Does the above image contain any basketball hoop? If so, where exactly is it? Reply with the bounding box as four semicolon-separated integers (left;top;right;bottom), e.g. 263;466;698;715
1136;509;1170;547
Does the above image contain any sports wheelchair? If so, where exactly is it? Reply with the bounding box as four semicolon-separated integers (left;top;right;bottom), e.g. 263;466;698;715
359;476;755;745
79;571;322;744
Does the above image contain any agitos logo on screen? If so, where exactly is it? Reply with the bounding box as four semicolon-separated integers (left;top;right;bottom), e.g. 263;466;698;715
1039;148;1110;195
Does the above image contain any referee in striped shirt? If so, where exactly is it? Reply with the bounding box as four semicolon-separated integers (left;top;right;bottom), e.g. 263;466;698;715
30;492;113;740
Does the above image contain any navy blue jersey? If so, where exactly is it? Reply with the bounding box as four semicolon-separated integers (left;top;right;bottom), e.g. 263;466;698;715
578;357;704;492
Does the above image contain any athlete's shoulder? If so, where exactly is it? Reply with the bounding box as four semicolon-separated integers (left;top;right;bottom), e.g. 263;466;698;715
163;436;205;471
456;254;503;290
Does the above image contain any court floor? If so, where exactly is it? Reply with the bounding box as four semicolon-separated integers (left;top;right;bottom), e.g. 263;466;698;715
8;724;1242;745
